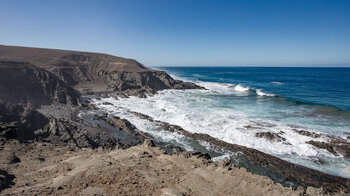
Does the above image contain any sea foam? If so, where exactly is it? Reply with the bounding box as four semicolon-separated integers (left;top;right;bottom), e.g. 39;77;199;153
90;79;350;177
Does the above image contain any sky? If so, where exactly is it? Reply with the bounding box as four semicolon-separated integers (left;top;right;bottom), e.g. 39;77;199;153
0;0;349;67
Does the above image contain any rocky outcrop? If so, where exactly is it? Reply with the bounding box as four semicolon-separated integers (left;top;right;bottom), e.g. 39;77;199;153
307;140;350;159
0;45;203;96
293;129;321;138
128;110;350;193
255;132;286;142
0;102;96;147
105;71;202;96
0;61;80;108
0;45;202;148
0;102;49;140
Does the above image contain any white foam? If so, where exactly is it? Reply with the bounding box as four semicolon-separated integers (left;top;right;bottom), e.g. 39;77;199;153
234;84;250;92
91;93;330;158
194;81;275;97
196;81;235;94
212;154;231;162
271;81;284;85
256;89;275;96
89;82;350;177
194;81;253;95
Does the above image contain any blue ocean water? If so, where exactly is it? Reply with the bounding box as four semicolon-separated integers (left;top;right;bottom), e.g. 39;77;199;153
150;66;350;177
91;66;350;177
161;67;350;135
162;67;350;112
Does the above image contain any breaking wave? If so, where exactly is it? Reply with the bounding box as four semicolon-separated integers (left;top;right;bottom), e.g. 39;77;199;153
196;81;275;97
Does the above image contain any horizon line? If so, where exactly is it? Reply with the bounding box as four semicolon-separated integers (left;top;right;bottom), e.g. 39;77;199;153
152;65;350;68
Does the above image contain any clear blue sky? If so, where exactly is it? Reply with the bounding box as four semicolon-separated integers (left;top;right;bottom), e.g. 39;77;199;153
0;0;349;66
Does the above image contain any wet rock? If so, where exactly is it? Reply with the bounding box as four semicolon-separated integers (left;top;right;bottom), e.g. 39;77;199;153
127;110;350;193
138;93;147;98
329;139;350;159
255;132;286;142
306;141;338;156
307;138;350;159
182;151;211;160
86;104;98;110
310;157;325;165
93;113;108;121
100;93;110;98
293;129;321;138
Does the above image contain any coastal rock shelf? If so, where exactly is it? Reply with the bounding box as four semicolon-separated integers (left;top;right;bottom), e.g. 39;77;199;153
91;105;350;193
1;45;349;195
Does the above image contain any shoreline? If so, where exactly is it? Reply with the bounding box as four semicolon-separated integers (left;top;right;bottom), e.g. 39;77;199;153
1;45;349;195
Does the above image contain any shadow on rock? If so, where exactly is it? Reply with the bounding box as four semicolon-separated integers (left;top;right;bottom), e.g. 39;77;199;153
0;169;15;191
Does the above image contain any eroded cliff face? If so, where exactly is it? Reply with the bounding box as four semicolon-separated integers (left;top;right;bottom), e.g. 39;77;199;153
105;70;201;95
0;45;201;147
0;61;80;108
0;45;202;96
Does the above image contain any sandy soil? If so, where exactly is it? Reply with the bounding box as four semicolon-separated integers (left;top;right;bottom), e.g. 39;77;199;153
1;140;341;196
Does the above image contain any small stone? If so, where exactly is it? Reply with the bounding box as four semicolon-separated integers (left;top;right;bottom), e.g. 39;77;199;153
220;158;231;167
143;139;155;147
6;153;21;164
160;188;184;196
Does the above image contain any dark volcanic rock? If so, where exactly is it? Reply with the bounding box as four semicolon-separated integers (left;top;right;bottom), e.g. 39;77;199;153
307;138;350;159
106;116;151;143
182;151;211;160
255;132;286;142
0;45;202;150
105;71;203;95
0;61;80;108
129;110;350;193
0;102;49;140
293;129;321;138
0;45;203;96
0;102;100;148
307;141;338;156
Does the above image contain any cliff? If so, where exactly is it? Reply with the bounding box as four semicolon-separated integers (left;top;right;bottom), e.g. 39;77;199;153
0;61;80;108
0;45;201;97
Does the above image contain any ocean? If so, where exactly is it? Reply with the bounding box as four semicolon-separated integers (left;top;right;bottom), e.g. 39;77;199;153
91;67;350;178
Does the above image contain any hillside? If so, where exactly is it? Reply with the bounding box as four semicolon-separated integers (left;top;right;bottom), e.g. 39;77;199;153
0;45;201;97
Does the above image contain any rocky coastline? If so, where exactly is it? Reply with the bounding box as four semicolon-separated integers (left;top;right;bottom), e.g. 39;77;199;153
1;45;349;195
